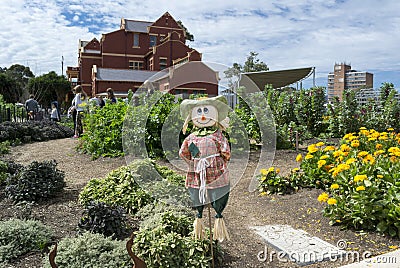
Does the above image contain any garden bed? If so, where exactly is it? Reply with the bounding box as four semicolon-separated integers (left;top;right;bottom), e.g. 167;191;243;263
1;138;399;267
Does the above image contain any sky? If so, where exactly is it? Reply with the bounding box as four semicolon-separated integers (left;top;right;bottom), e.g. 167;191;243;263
0;0;399;89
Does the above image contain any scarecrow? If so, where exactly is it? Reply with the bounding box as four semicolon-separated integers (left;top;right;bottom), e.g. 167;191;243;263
179;95;231;242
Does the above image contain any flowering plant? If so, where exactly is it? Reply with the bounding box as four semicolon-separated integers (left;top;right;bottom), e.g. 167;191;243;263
298;127;400;237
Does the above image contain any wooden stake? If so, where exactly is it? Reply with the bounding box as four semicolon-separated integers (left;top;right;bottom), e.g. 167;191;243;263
208;203;215;268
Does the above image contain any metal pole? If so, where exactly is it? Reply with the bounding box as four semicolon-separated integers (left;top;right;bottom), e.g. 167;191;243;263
208;203;215;268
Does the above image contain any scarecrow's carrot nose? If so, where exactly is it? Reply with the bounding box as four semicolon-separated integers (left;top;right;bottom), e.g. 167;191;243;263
201;115;206;121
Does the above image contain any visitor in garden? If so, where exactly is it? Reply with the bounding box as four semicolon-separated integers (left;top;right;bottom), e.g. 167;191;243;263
106;88;117;104
25;94;39;120
71;85;88;138
50;103;60;122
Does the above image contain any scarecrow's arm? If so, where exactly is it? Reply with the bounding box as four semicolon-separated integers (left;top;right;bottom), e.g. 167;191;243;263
179;137;192;164
219;132;231;161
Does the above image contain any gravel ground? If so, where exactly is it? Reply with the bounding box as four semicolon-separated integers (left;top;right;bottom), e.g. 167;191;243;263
0;138;399;268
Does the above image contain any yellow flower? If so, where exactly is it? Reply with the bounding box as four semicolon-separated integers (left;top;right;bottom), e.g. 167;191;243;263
318;160;327;168
390;156;397;162
379;136;388;141
308;144;318;153
260;169;268;176
324;146;336;151
368;137;377;141
377;175;383;179
276;168;280;174
333;151;341;158
336;219;342;223
330;184;340;190
340;144;351;152
387;128;394;132
327;198;337;205
259;192;268;196
388;147;400;153
296;154;303;162
354;174;367;182
346;158;356;165
356;186;366;191
357;151;369;158
363;154;375;165
351;140;360;148
359;127;367;130
305;154;314;160
260;176;267;181
292;168;300;172
374;150;385;157
316;142;325;147
376;143;383;150
320;155;329;160
268;167;275;172
388;245;398;250
318;192;329;202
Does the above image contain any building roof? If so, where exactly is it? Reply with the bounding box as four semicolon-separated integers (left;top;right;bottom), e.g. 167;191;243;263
122;19;153;33
96;68;158;82
242;67;314;90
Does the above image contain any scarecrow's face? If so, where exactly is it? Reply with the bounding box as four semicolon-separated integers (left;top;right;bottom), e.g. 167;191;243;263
191;105;218;128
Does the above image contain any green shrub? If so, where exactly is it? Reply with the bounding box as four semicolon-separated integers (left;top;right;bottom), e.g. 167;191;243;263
5;160;65;202
0;121;74;143
79;161;153;214
0;160;23;186
133;226;222;268
78;201;128;239
0;140;10;155
42;232;130;268
79;101;128;159
0;218;52;263
257;167;296;195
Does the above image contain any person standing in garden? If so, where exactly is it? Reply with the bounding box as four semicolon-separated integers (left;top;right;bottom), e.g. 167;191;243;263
50;103;60;122
106;88;117;104
71;85;88;138
25;94;39;120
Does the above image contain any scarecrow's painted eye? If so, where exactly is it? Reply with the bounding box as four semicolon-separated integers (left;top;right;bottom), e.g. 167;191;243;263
204;107;209;114
197;108;202;115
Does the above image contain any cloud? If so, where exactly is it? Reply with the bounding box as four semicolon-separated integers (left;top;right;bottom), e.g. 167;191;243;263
0;0;399;89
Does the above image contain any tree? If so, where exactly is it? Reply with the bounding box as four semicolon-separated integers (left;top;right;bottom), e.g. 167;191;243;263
0;64;34;103
28;71;71;108
177;20;194;42
0;73;17;103
379;82;394;103
6;64;35;102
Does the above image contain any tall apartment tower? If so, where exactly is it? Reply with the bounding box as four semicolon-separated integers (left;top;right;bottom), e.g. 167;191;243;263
327;63;373;102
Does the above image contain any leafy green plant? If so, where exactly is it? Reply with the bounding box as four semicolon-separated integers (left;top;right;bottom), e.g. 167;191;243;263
0;140;10;155
5;160;65;202
42;232;130;268
258;167;296;195
0;218;52;263
79;101;128;159
133;226;222;268
78;201;128;240
298;128;400;237
79;161;153;214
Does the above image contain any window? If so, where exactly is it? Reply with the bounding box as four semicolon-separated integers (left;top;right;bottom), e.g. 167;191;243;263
133;33;139;47
149;57;154;70
159;58;167;70
129;61;143;70
150;35;157;47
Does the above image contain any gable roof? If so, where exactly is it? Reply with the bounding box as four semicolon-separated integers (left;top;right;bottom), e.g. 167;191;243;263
242;67;315;90
121;18;152;33
95;68;158;82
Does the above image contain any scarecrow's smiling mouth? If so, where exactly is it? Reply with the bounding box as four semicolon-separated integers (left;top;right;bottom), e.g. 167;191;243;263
195;118;213;125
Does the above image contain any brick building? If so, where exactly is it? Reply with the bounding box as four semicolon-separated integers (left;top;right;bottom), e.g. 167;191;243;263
327;63;373;102
67;12;217;98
